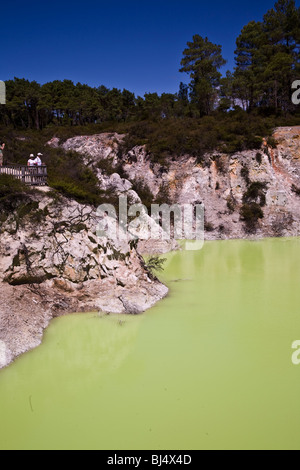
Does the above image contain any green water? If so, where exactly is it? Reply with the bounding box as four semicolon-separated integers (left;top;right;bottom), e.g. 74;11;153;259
1;238;300;450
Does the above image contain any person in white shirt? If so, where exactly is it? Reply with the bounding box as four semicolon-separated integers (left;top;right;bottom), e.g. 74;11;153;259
35;153;43;166
27;154;36;167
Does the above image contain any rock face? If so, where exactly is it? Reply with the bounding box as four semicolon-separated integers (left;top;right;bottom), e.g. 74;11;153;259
52;133;178;253
58;126;300;239
0;189;168;369
3;126;299;369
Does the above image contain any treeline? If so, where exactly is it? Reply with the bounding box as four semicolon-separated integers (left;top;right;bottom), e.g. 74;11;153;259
221;0;300;113
0;77;190;129
0;0;299;131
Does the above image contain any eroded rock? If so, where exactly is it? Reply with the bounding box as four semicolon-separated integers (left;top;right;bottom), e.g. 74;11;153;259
0;191;168;369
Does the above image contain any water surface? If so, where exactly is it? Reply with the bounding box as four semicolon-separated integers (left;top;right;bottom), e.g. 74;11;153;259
0;238;300;450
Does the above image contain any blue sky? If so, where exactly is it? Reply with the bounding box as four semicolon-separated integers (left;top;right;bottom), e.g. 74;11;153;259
1;0;298;96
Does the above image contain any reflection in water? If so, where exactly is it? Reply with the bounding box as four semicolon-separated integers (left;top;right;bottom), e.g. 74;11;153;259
1;238;300;450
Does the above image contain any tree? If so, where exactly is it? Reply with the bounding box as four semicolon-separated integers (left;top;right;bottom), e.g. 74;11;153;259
234;21;267;110
219;71;236;111
180;35;226;116
178;82;189;102
233;0;300;112
263;0;300;111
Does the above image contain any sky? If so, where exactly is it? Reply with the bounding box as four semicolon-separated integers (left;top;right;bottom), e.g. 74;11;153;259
1;0;299;97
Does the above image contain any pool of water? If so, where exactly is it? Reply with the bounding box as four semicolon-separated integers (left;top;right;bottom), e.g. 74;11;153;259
0;238;300;450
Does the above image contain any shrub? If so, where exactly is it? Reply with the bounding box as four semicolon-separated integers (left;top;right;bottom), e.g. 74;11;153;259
97;158;115;175
120;110;274;163
205;221;215;232
212;155;227;174
0;174;30;198
256;153;262;165
227;195;236;214
243;182;268;207
240;203;264;233
145;256;167;275
0;175;33;217
267;136;277;149
241;165;250;185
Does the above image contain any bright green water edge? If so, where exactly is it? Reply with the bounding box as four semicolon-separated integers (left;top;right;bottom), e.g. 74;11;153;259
1;238;300;450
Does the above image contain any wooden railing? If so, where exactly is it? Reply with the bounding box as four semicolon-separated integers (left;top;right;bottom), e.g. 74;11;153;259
0;164;48;186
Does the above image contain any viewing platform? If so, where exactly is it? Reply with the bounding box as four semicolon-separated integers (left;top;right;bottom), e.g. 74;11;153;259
0;164;48;186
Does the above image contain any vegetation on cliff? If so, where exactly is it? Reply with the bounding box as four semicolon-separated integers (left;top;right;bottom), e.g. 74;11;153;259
0;1;298;163
0;0;299;213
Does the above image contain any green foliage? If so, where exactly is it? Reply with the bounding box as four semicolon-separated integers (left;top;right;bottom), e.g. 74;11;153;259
256;152;263;164
205;221;215;232
0;127;121;208
120;110;277;164
1;79;137;129
180;35;226;116
226;0;300;114
243;182;268;207
241;165;250;185
8;273;53;286
212;155;227;174
0;174;29;198
227;195;237;214
267;136;278;148
145;256;167;275
0;1;299;212
97;158;115;175
240;203;264;233
0;174;33;216
0;2;299;134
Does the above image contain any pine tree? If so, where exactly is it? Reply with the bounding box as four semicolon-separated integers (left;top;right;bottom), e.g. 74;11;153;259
180;35;226;115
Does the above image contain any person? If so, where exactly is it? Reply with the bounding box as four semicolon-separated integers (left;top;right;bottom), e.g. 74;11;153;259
27;154;36;167
0;142;5;167
34;153;43;166
27;154;37;184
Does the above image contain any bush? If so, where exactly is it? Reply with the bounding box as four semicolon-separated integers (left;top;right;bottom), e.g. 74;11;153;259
119;110;275;164
205;221;215;232
145;256;167;275
256;152;262;165
243;182;268;207
267;136;277;149
240;203;264;233
0;174;30;198
241;165;250;185
0;174;33;216
227;195;236;214
212;155;227;174
97;157;115;175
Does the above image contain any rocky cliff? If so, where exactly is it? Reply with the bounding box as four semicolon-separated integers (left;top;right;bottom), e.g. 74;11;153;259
0;188;168;368
55;126;300;239
2;125;300;369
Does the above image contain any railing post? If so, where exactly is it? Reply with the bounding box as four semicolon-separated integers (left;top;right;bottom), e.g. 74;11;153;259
22;166;25;184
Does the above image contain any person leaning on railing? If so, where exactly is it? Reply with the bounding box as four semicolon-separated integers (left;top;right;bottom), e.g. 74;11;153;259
0;142;5;167
27;154;36;167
